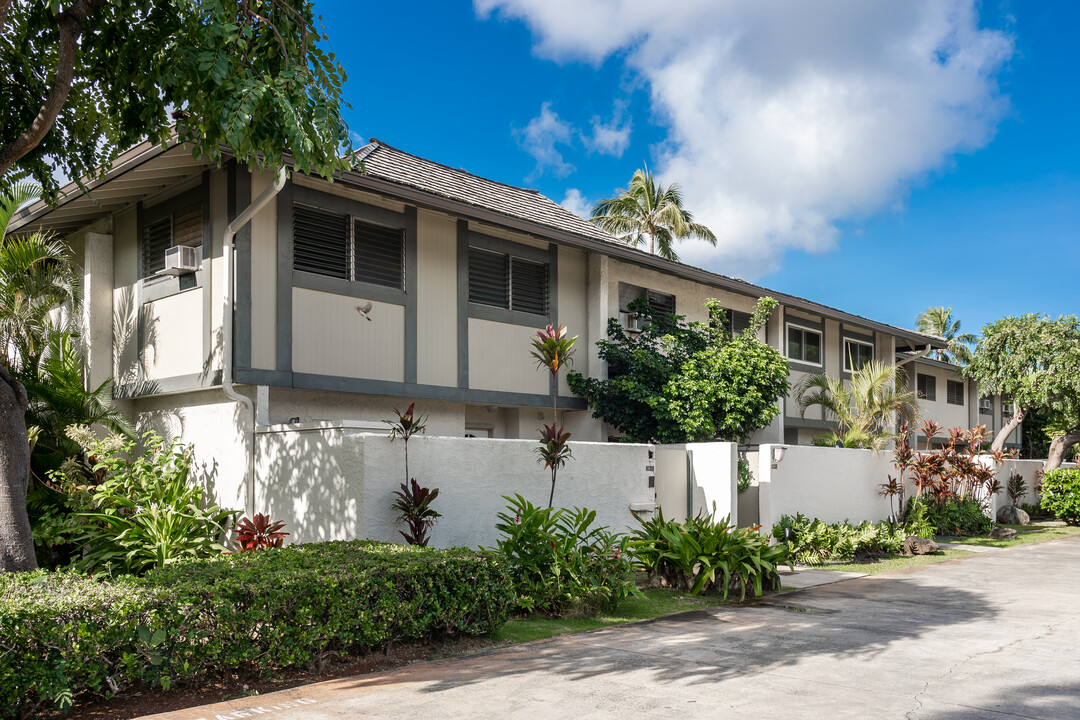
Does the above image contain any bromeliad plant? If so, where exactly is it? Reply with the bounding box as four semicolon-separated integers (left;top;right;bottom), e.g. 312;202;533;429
531;323;577;508
234;514;289;551
391;478;441;546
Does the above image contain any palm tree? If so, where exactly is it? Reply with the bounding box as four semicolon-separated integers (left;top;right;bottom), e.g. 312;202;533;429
796;360;919;451
590;166;717;262
0;180;41;237
916;306;976;365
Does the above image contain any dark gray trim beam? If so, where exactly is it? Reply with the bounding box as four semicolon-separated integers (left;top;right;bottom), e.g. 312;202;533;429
785;417;838;430
468;302;549;326
293;270;405;304
234;168;252;370
404;205;418;385
276;179;294;373
467;230;552;263
293;184;406;229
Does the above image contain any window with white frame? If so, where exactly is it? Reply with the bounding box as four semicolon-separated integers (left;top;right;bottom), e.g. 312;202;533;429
946;379;965;406
917;373;936;401
787;324;822;365
293;203;405;289
843;339;874;372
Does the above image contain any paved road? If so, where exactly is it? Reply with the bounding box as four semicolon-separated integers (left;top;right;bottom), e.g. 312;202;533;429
148;537;1080;719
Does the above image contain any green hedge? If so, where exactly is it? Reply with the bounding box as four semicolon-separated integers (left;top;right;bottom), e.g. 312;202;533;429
0;541;513;717
1042;468;1080;525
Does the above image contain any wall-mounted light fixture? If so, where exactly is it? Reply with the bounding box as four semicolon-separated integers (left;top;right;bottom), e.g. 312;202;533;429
771;445;788;464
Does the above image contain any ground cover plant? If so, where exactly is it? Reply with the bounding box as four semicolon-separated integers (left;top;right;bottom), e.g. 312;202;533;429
0;541;512;718
491;495;636;616
1040;468;1080;525
631;510;791;599
771;513;907;566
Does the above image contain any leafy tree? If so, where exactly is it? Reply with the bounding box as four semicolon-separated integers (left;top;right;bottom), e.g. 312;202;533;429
0;0;351;571
795;361;918;450
568;297;789;444
590;166;716;261
0;0;351;203
963;314;1080;467
915;306;976;365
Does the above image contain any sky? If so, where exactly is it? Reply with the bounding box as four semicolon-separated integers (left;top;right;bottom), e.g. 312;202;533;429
315;0;1078;335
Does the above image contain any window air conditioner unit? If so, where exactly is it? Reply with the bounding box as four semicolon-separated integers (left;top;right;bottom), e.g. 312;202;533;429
978;398;992;414
619;311;643;333
160;245;201;275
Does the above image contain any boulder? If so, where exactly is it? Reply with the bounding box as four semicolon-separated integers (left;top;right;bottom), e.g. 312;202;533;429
996;505;1031;526
989;526;1019;540
903;536;939;556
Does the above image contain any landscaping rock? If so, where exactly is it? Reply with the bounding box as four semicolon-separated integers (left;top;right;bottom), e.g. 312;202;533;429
903;536;939;556
990;526;1019;540
996;505;1031;526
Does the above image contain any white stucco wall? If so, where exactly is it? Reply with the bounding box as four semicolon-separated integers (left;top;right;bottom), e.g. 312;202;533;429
654;443;738;523
758;444;894;529
254;430;653;549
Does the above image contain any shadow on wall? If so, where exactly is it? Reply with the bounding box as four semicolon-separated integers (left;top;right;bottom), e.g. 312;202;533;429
255;426;360;545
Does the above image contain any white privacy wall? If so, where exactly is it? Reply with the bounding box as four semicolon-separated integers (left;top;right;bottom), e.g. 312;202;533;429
654;442;738;523
255;427;653;548
757;445;894;529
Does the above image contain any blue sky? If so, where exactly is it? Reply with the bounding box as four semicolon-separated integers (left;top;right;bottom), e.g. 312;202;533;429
316;0;1077;336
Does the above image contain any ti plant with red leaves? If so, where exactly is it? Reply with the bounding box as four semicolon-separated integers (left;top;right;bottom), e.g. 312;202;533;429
385;402;428;490
536;423;573;509
392;478;442;546
235;513;289;552
530;323;578;508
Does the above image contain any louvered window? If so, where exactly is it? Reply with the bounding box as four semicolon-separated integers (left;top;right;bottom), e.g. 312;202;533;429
293;204;405;289
142;202;202;277
720;308;752;335
294;204;349;279
618;283;676;329
354;220;404;289
468;247;548;315
947;380;965;406
917;373;936;401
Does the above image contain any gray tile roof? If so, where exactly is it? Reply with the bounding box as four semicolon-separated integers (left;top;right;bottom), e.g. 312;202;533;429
356;140;617;245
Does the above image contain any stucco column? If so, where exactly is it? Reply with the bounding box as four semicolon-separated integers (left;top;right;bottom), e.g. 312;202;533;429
586;252;609;381
82;232;114;392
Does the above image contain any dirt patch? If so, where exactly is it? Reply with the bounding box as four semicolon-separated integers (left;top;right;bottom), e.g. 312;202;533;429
46;635;507;720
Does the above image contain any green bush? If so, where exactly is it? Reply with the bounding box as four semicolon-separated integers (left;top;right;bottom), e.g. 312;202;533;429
631;510;791;599
1042;468;1080;525
905;494;992;536
47;430;239;575
0;541;512;717
771;514;906;565
491;495;636;615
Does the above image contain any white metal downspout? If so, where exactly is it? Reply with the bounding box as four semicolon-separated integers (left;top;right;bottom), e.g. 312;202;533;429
222;167;287;517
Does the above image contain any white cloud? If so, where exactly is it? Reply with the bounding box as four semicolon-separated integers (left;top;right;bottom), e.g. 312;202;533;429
560;188;592;218
583;111;631;157
477;0;1013;277
516;102;576;179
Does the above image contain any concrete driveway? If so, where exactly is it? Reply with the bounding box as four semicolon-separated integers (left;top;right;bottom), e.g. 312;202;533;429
147;537;1080;720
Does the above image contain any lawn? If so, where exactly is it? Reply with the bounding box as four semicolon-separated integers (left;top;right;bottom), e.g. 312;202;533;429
938;523;1080;549
491;589;719;644
817;548;977;575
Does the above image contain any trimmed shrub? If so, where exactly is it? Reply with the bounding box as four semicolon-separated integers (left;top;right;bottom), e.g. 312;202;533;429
0;541;512;717
771;514;906;565
1042;468;1080;525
